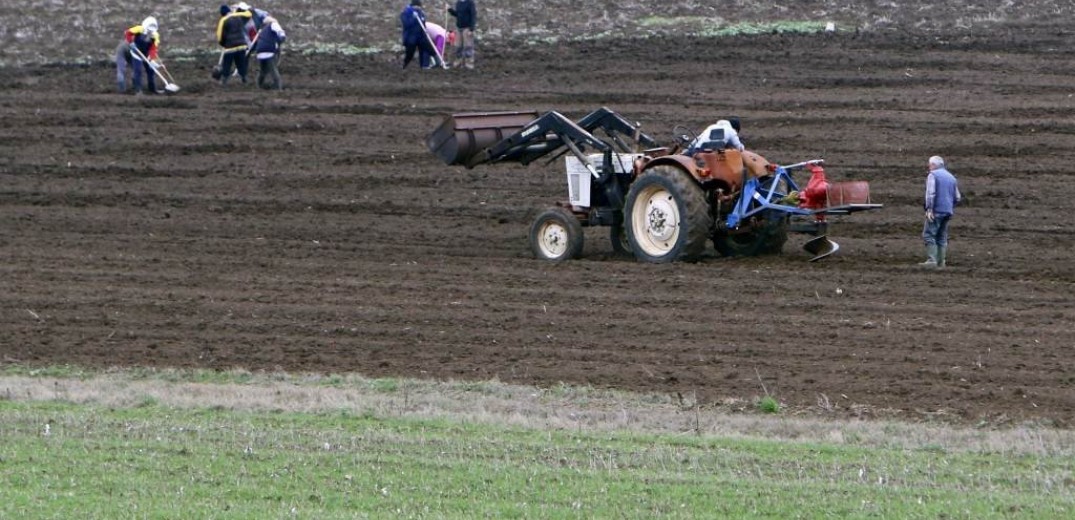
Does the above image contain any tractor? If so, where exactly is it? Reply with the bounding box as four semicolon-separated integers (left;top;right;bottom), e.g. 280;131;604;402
426;107;881;263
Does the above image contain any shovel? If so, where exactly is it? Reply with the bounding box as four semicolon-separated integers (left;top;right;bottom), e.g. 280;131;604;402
211;49;225;80
131;47;180;93
803;235;840;262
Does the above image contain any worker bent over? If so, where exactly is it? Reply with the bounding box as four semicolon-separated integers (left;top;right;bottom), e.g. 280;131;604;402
115;17;161;94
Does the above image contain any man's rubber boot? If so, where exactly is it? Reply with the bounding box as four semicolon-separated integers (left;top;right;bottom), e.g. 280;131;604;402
919;244;938;268
937;246;947;268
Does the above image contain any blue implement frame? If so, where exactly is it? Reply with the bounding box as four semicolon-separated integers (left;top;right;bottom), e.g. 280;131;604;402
726;160;820;229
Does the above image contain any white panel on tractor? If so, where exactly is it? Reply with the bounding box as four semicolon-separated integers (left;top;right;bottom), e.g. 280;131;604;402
564;153;641;208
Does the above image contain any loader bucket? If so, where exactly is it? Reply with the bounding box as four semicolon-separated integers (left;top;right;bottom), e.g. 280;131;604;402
803;235;840;261
426;111;540;166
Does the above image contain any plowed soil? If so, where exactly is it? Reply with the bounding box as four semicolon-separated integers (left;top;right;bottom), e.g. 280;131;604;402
3;25;1074;426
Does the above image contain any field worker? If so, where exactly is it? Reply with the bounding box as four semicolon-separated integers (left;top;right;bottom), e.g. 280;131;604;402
920;155;962;268
216;4;253;85
400;0;439;69
448;0;477;69
253;15;287;90
686;117;744;154
235;2;271;38
115;16;161;94
424;21;448;66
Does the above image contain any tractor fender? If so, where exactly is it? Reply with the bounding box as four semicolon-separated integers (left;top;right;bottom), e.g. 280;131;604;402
641;150;772;193
639;155;698;180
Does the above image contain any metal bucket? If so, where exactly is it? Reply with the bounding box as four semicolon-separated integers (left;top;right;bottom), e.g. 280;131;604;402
426;111;540;167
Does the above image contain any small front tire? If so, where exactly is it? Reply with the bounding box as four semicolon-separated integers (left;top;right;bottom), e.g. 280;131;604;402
529;207;584;262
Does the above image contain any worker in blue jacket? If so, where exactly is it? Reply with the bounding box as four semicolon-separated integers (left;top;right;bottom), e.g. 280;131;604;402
920;155;962;268
400;0;439;69
253;15;286;89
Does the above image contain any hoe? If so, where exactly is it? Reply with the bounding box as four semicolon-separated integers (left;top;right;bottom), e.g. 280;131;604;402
427;108;881;262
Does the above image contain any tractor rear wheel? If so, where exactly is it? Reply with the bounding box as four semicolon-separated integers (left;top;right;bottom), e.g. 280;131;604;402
713;175;789;257
624;165;712;263
529;207;584;262
713;211;788;256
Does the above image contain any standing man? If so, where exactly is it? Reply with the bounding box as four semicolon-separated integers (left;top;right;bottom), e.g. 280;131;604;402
115;16;160;94
253;15;286;90
400;0;439;69
216;4;253;85
920;155;961;268
447;0;477;69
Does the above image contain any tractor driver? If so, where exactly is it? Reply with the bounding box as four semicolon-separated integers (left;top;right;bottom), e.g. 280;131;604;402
686;117;744;154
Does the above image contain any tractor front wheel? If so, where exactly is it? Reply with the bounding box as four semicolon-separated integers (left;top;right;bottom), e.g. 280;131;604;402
529;207;584;262
624;165;712;263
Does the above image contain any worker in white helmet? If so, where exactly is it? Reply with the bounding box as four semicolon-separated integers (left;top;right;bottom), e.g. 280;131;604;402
115;16;161;94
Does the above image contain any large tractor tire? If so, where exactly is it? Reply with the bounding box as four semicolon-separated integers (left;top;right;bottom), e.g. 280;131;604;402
529;207;584;262
624;165;712;263
713;176;789;257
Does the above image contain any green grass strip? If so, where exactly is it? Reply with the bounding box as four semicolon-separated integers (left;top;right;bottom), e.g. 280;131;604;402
1;400;1072;518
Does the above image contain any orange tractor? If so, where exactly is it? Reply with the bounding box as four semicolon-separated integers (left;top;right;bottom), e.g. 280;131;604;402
427;108;880;262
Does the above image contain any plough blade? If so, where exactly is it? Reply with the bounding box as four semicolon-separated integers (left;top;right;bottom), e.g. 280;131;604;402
803;235;840;261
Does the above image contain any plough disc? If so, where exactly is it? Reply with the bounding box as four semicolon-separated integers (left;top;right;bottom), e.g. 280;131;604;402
803;235;840;261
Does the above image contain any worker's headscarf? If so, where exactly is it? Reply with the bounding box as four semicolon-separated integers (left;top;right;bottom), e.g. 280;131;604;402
142;16;158;36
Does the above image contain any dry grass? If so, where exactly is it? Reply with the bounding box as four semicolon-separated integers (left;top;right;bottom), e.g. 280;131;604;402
3;370;1073;457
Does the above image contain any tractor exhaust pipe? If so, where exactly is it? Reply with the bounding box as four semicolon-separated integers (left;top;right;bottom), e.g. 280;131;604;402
803;235;840;261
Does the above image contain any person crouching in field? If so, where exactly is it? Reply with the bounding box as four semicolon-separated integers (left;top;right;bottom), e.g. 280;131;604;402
253;15;286;90
424;21;448;68
216;4;252;85
115;17;161;94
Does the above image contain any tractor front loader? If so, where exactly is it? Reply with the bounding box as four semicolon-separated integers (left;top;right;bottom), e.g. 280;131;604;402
426;108;881;263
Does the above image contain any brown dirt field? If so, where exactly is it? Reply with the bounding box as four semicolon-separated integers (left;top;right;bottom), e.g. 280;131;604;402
2;24;1075;426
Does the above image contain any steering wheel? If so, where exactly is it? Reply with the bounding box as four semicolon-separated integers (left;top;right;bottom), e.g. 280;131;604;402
672;125;697;147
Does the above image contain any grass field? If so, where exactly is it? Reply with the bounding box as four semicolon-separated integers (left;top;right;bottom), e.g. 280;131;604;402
2;368;1074;518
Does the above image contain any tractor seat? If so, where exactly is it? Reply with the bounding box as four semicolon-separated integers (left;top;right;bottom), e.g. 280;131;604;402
697;141;729;152
694;128;728;152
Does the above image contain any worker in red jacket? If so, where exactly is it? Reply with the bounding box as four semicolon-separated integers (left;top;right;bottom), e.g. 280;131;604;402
114;16;160;94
